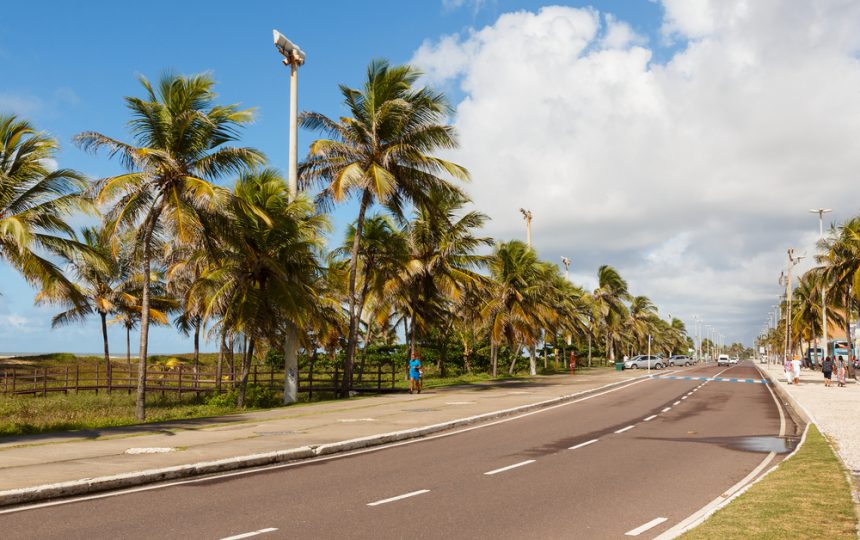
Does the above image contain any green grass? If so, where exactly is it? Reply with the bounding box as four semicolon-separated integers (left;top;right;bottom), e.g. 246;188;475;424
0;392;250;437
682;425;857;539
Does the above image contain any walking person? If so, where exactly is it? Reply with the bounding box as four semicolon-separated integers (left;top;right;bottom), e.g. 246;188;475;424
791;356;802;385
408;349;423;394
836;357;847;387
822;356;833;387
784;357;794;384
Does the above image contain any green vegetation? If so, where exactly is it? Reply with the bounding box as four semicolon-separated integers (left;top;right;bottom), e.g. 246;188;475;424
683;425;857;540
2;63;692;425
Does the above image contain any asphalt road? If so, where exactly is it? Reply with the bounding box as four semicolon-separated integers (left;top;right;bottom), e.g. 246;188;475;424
0;362;797;539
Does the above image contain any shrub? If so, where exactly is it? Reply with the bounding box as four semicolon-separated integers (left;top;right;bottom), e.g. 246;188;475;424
206;384;279;409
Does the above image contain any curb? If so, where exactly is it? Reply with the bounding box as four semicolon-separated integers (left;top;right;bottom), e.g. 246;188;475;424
756;364;815;425
0;371;660;508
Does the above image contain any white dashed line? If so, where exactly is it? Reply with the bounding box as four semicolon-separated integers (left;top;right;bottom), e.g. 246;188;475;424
367;489;430;506
625;517;668;536
569;439;599;450
615;425;636;434
673;401;681;406
643;415;657;421
662;407;671;412
221;528;279;540
681;396;688;400
484;460;536;476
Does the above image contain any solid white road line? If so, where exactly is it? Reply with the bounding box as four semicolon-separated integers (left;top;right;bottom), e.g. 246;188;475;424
569;439;599;450
625;517;668;536
367;489;430;506
484;460;536;476
615;425;635;434
673;401;681;405
643;415;657;421
661;407;671;412
221;528;278;540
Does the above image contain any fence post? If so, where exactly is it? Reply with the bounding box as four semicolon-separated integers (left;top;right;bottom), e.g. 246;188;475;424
74;365;79;393
95;363;100;395
270;366;275;390
42;367;48;397
12;369;16;393
391;362;396;389
178;366;183;398
253;364;258;386
32;368;37;394
64;367;69;395
308;366;314;400
377;364;382;392
334;364;339;396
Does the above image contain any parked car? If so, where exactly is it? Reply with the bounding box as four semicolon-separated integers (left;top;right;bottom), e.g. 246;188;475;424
717;354;731;366
730;356;739;365
668;355;693;367
624;355;665;369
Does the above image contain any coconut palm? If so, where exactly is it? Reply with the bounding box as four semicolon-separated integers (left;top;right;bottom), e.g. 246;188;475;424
591;265;631;362
819;218;860;371
75;73;264;419
193;169;328;407
627;295;658;352
0;114;92;303
300;60;469;395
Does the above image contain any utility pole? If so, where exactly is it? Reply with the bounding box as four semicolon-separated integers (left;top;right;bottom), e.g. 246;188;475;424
519;208;533;247
783;248;805;363
810;208;832;365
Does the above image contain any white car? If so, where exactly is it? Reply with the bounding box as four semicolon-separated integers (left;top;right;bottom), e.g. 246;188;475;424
717;354;731;366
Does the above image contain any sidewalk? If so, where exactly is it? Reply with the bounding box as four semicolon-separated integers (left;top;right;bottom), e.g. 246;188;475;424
0;367;647;503
761;363;860;480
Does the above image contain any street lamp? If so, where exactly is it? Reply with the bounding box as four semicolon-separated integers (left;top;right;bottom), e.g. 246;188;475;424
810;208;832;366
273;29;306;405
561;256;570;279
273;29;306;202
519;208;533;247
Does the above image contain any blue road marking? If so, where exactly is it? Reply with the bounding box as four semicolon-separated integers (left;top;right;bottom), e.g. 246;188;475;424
649;375;767;384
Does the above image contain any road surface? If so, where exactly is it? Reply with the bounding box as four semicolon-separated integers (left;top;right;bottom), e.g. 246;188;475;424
0;362;797;539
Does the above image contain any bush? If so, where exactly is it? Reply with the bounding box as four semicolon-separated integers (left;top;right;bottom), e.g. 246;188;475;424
206;384;279;409
264;349;284;369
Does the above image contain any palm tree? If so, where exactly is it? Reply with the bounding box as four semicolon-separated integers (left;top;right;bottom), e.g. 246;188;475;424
300;60;469;395
193;169;328;407
819;218;860;375
38;226;122;389
75;73;264;419
0;114;91;303
401;188;491;376
627;295;658;353
591;265;631;363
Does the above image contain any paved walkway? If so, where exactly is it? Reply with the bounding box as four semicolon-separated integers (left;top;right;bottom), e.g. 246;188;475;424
761;362;859;478
0;367;648;493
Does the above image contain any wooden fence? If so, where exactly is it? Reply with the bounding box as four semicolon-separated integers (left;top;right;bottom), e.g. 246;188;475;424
0;363;399;398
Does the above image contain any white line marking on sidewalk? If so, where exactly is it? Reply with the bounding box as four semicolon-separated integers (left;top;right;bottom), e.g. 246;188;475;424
681;396;688;400
484;460;536;475
569;439;599;450
662;407;671;412
615;425;635;434
221;528;278;540
643;415;657;421
625;517;668;536
673;401;681;405
367;489;430;506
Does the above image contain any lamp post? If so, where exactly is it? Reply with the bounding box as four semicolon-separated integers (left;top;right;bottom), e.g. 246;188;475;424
783;248;805;362
810;208;832;365
273;29;306;404
647;334;652;374
519;208;533;247
273;29;306;202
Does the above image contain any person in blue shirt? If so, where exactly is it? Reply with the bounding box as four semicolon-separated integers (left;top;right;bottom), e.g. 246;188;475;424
408;350;423;394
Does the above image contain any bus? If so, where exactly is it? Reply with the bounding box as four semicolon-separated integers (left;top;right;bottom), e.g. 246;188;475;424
827;339;855;362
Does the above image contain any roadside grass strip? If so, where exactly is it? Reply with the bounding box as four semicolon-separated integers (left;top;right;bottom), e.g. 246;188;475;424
680;425;856;539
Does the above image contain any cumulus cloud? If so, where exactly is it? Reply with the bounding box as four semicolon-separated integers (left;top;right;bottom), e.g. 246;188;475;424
411;2;860;343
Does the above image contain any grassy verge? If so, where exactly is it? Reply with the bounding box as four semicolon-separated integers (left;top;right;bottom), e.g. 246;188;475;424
682;425;857;539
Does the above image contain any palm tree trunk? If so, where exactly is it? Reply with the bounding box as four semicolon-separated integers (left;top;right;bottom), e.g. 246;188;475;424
490;341;497;378
135;204;164;421
283;322;299;404
216;329;226;393
463;338;472;374
509;344;521;375
125;325;131;375
343;191;372;398
193;318;200;388
439;330;448;378
587;331;592;368
238;337;254;408
100;311;112;394
358;321;373;383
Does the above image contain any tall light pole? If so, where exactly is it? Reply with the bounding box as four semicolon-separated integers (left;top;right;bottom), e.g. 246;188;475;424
519;208;533;247
273;29;306;404
273;29;306;202
810;208;832;365
783;248;805;362
561;256;570;279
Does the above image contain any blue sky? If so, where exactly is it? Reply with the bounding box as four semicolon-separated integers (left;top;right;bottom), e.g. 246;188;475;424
0;0;671;354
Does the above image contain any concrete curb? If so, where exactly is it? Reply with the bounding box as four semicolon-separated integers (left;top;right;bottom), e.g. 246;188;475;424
0;371;659;508
756;364;815;426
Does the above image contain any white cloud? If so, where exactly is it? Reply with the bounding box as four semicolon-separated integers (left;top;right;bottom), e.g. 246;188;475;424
442;0;489;14
0;314;34;332
0;93;43;116
411;2;860;343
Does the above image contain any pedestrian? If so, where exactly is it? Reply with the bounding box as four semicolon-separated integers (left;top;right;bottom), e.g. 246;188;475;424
791;356;802;385
784;357;793;385
837;357;847;387
822;356;833;387
408;349;423;394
